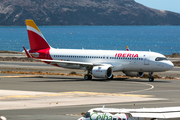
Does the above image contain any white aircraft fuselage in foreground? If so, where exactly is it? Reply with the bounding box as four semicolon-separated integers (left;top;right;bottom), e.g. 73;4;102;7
78;107;180;120
23;20;174;82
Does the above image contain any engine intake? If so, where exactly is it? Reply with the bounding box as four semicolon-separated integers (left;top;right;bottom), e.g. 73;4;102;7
92;66;113;79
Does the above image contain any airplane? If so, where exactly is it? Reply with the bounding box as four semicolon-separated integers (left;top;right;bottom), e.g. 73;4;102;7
126;46;130;51
23;20;174;82
78;106;180;120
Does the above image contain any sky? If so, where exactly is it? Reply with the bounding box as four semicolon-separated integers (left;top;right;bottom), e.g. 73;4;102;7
135;0;180;13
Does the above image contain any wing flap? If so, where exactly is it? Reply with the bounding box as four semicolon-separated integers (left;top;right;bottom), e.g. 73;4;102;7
40;59;102;67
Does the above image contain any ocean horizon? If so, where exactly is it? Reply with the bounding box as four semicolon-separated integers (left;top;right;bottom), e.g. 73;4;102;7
0;26;180;55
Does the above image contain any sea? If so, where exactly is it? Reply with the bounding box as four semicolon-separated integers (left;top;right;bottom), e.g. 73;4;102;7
0;26;180;55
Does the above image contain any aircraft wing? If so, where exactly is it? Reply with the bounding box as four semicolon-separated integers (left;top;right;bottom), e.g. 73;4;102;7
129;112;180;119
40;59;104;67
23;47;112;67
93;106;180;119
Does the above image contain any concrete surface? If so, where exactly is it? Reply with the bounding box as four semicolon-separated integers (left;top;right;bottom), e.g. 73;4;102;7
0;75;180;120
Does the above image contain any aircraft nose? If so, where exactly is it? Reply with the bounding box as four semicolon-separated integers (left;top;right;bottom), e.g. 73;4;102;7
166;61;174;70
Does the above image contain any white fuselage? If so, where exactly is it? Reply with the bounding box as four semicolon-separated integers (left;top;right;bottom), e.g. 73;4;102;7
49;48;174;72
25;20;174;81
78;107;180;120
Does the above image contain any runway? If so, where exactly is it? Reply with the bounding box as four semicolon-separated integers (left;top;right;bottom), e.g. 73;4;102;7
0;75;180;120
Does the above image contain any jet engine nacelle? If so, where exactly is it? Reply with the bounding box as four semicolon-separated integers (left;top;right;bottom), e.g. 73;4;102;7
92;66;113;79
123;71;144;77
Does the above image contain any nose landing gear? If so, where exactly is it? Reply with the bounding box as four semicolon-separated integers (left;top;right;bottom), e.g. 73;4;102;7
149;72;154;82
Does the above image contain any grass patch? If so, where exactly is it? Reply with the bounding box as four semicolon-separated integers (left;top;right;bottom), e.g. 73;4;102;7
0;70;84;76
0;70;178;80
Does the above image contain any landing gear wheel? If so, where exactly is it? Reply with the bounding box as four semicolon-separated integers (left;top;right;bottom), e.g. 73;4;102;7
84;75;89;80
149;72;154;82
149;77;154;82
84;75;92;80
107;75;114;80
89;75;92;80
151;118;158;120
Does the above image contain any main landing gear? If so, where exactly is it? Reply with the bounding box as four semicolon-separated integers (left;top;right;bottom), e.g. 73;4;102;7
84;68;92;80
84;74;92;80
108;75;114;80
149;72;154;82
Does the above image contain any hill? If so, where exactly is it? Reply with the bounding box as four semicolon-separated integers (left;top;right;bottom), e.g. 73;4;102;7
1;0;180;25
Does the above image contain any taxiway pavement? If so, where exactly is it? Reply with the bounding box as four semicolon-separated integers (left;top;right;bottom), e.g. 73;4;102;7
0;74;180;120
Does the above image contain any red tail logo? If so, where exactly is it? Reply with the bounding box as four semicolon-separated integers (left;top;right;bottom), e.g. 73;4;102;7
26;20;50;50
25;20;52;60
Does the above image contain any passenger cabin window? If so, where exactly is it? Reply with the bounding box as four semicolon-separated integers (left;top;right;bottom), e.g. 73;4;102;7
83;112;90;118
155;57;168;61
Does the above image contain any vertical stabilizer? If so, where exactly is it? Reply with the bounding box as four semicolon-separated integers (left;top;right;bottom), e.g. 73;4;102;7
26;20;50;50
126;46;130;51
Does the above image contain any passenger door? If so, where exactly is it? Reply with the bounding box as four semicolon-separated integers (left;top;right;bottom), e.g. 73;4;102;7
144;54;149;65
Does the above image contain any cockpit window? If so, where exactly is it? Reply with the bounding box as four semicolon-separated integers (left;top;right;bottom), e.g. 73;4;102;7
155;57;168;61
84;112;90;118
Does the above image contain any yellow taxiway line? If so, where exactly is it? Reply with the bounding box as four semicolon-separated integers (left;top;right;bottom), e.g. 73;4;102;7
0;91;152;99
0;75;43;78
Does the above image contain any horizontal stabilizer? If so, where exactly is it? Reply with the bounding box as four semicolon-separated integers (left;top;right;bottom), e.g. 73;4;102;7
23;47;32;58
